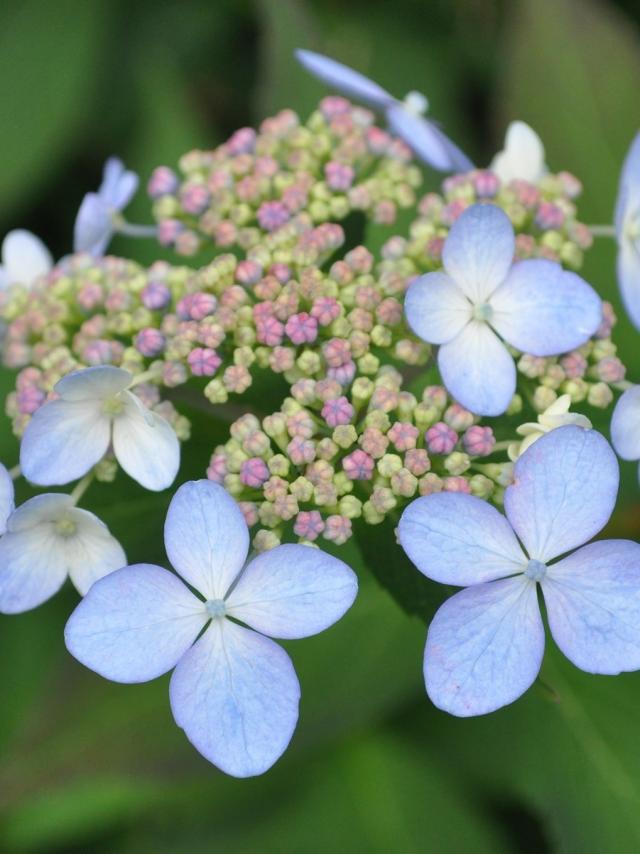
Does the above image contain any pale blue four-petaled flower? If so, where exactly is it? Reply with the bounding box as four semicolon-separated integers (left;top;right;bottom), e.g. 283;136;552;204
20;365;180;492
398;425;640;717
404;203;603;415
295;48;473;173
65;479;358;777
73;157;139;257
614;132;640;330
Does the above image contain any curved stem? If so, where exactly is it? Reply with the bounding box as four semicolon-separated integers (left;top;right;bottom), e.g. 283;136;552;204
8;464;21;481
588;224;617;238
116;221;158;239
69;470;96;506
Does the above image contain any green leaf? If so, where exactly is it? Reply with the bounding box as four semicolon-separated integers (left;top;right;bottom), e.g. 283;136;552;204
0;0;111;218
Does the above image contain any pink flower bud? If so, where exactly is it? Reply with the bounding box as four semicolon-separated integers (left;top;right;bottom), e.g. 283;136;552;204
148;166;179;198
325;161;355;191
463;425;495;457
294;510;325;540
387;421;420;451
180;183;211;215
287;437;316;466
443;476;471;494
257;200;290;231
321;396;354;428
256;316;284;346
311;297;341;327
342;449;374;480
426;422;458;455
285;312;318;345
323;515;352;545
404;448;430;476
135;328;166;358
240;457;270;488
141;280;171;310
188;347;222;377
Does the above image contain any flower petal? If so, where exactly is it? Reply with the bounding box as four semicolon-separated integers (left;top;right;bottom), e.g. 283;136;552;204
490;121;546;184
295;49;392;107
0;494;75;613
398;493;525;585
73;192;113;256
2;229;53;285
164;480;249;600
0;463;15;536
63;507;127;595
543;540;640;674
170;619;300;777
20;398;110;486
385;104;474;173
489;259;602;356
64;563;207;682
504;425;619;563
438;321;516;416
111;391;180;491
56;365;131;401
616;242;640;331
225;543;358;639
615;131;640;237
611;386;640;461
424;576;544;716
442;204;515;303
404;272;471;344
99;157;138;209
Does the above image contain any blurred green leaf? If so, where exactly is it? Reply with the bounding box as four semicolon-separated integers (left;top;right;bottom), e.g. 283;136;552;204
253;0;321;117
0;0;111;218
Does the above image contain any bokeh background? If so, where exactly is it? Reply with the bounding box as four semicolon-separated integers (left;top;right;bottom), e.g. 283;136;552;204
1;0;640;850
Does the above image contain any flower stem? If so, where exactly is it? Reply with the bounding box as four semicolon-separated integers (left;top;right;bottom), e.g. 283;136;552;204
70;471;96;506
8;464;21;480
129;369;158;388
588;224;617;238
117;221;158;239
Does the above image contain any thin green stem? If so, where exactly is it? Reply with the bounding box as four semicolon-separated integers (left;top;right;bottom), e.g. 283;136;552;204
69;471;96;506
588;224;616;238
116;221;158;239
129;369;158;388
8;464;21;480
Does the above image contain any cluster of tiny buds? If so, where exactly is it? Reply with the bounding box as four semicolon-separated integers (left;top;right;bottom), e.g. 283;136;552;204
377;166;592;282
206;373;510;551
0;232;430;436
148;96;422;256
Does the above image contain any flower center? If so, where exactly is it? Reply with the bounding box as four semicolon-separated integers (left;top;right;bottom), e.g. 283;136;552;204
472;302;494;323
626;214;640;246
54;514;77;538
205;598;226;619
102;394;125;416
524;558;547;582
402;90;429;116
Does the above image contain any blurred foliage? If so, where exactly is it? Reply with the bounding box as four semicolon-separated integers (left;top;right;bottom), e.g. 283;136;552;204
2;0;640;851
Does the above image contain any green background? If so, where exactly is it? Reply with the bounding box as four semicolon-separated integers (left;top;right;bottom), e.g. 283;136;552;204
1;0;640;850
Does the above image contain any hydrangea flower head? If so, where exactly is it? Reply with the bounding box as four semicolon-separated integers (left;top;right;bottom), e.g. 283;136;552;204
490;121;547;184
611;385;640;478
0;230;53;290
20;365;179;491
73;158;139;256
614;132;640;329
295;49;473;173
398;425;640;716
0;494;125;613
0;463;15;535
404;204;602;415
65;480;358;777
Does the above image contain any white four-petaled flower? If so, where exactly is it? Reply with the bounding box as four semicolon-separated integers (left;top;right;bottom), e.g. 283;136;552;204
404;204;602;415
614;132;640;330
20;365;179;491
0;230;53;290
295;49;473;173
73;157;139;257
398;425;640;716
490;121;547;184
508;393;591;461
0;493;126;613
65;480;358;777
